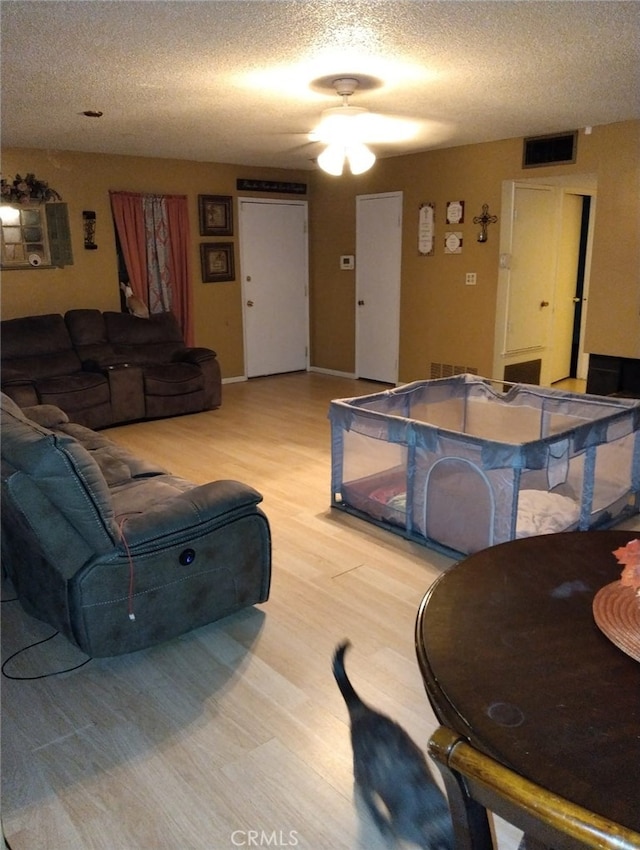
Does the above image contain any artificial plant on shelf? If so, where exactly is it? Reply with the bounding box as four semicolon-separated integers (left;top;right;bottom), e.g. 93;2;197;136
0;173;61;203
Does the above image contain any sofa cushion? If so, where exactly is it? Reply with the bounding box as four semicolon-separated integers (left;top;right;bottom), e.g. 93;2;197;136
143;362;203;396
36;372;110;406
65;309;118;365
2;314;82;379
65;309;108;346
35;373;112;431
104;311;185;363
57;421;169;485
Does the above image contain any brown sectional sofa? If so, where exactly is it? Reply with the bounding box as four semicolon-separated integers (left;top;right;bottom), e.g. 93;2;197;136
1;309;221;428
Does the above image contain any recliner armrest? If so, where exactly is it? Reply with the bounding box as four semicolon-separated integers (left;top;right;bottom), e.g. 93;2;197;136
118;479;263;547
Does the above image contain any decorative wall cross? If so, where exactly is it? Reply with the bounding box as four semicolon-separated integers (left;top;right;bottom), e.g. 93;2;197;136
473;204;498;243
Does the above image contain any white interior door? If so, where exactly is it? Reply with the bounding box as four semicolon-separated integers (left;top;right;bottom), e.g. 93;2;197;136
355;192;402;384
506;185;556;353
239;199;308;378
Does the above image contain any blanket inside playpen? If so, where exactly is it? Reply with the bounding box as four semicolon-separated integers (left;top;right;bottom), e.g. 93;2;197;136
341;469;580;539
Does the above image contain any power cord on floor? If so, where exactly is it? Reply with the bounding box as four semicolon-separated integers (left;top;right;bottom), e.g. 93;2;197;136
1;629;91;680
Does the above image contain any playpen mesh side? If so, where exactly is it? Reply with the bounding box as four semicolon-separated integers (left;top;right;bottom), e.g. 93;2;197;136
351;375;634;439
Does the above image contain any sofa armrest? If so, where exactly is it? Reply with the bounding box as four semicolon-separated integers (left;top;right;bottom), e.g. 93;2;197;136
173;347;217;364
119;479;263;546
1;379;39;408
172;348;221;409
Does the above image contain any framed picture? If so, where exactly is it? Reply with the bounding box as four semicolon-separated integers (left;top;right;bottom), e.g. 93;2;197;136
200;242;235;283
198;194;233;236
446;200;465;224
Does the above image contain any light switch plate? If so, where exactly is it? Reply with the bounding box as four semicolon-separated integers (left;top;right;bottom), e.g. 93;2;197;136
340;255;355;270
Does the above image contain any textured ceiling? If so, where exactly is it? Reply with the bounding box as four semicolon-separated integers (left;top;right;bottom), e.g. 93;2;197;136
2;1;639;171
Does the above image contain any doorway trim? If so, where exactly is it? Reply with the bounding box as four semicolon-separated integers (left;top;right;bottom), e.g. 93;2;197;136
238;197;309;380
355;190;402;385
493;173;597;385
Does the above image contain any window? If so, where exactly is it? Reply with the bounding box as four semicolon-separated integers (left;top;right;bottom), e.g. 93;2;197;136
0;202;73;269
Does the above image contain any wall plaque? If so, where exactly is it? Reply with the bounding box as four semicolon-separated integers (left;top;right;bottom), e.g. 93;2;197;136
237;179;307;195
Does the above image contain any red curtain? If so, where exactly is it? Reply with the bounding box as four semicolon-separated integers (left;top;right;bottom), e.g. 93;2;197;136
110;191;194;345
109;192;147;303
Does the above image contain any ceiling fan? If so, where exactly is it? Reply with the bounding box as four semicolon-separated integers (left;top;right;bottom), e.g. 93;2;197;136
309;77;416;176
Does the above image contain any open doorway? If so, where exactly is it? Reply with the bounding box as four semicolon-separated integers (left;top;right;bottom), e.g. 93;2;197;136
493;174;597;387
569;195;591;377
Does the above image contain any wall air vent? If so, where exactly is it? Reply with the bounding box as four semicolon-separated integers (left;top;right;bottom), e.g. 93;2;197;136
430;363;478;380
523;131;577;168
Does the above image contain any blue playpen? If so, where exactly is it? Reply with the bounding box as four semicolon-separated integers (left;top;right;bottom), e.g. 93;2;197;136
329;374;640;557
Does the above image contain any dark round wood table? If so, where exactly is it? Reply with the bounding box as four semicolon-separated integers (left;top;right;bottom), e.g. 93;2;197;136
415;530;640;838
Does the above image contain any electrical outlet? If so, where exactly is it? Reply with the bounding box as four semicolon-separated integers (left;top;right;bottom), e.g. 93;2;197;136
465;272;477;286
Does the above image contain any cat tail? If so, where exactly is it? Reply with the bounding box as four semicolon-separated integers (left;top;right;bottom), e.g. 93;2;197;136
333;640;367;717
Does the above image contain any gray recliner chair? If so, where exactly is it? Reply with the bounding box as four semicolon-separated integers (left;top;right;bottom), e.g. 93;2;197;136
0;393;271;657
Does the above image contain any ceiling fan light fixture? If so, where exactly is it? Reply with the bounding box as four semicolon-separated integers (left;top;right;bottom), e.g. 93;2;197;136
317;143;346;176
346;142;376;175
313;77;377;176
317;141;376;176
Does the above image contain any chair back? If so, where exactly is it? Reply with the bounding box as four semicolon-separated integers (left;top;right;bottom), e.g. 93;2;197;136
428;726;640;850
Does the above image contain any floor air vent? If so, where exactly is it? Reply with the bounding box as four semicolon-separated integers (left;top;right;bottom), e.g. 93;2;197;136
430;363;478;380
523;131;577;168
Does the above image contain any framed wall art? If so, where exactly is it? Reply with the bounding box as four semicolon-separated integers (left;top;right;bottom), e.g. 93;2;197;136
200;242;235;283
446;200;465;224
198;194;233;236
418;202;435;256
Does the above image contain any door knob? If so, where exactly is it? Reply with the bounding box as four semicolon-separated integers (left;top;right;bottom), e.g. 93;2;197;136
247;300;254;307
246;275;252;282
540;300;549;308
358;300;365;306
572;297;581;303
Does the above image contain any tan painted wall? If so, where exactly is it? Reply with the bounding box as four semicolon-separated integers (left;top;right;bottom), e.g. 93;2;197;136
0;148;311;378
309;120;640;382
584;121;640;357
3;120;638;383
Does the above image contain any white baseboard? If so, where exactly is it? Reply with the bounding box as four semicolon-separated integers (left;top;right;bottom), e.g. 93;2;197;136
223;368;359;383
308;366;357;379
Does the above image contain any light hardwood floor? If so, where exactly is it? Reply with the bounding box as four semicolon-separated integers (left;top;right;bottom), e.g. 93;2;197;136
2;372;638;850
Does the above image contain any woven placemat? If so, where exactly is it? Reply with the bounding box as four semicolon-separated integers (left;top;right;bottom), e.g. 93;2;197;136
593;581;640;663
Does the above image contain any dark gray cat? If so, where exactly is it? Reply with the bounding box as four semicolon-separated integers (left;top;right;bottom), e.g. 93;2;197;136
333;640;453;850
